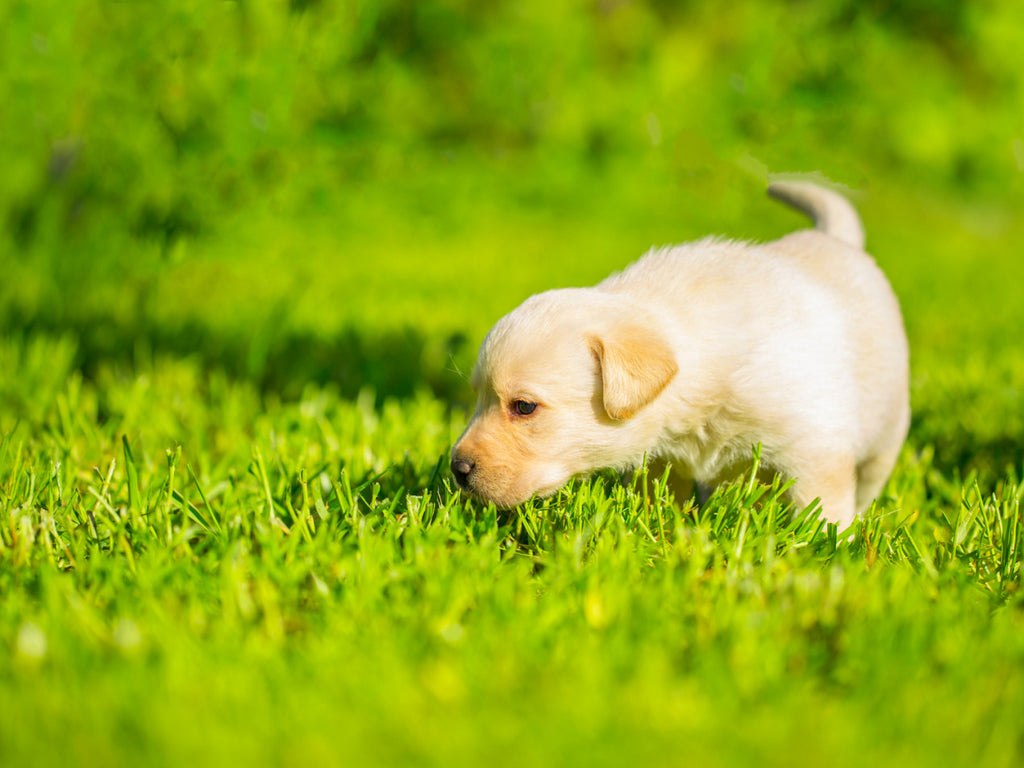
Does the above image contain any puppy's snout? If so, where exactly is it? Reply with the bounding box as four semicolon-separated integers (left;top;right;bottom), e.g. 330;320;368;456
451;456;475;489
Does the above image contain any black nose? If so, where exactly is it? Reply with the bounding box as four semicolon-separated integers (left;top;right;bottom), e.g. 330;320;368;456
451;457;474;489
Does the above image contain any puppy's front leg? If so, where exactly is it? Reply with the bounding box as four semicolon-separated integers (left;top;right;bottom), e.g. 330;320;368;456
645;458;698;508
788;452;857;529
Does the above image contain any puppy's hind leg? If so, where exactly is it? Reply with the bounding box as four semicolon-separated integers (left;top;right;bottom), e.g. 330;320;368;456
854;443;904;516
852;402;910;516
788;452;858;529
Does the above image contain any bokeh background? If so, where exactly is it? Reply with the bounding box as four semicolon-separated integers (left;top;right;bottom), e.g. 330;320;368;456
5;0;1023;389
3;3;1024;766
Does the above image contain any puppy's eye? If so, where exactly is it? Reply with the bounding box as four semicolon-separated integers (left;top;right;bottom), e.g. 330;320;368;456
512;400;538;416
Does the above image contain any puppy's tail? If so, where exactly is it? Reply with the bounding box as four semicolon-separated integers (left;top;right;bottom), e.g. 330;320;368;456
767;180;865;250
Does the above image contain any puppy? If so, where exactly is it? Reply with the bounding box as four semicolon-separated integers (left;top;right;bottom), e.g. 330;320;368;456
451;182;909;526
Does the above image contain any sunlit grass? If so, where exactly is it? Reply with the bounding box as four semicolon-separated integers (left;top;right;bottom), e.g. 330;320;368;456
3;1;1024;764
1;331;1022;766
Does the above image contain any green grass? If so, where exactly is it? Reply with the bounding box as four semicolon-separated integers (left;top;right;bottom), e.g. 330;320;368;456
1;352;1022;767
2;187;1023;764
4;1;1024;766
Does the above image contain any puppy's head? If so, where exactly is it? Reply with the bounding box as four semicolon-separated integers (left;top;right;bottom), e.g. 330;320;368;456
451;289;678;507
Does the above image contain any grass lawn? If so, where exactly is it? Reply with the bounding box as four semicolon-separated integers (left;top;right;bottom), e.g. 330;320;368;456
3;2;1024;766
3;171;1022;766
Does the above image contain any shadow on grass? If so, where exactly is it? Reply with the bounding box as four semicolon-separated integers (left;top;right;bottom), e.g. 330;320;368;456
909;410;1022;491
3;309;474;406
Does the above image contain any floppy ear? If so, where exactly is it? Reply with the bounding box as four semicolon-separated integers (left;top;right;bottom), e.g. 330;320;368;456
590;326;678;420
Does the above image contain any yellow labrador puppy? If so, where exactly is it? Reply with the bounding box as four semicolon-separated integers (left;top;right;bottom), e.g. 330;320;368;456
451;182;909;526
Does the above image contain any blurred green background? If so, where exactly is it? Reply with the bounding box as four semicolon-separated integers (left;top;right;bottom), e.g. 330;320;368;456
3;3;1024;767
4;0;1022;402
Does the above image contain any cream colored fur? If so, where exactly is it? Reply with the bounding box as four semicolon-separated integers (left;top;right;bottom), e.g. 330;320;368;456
452;181;909;526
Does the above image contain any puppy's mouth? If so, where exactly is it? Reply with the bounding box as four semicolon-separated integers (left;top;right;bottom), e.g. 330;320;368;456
457;481;536;510
451;461;568;509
